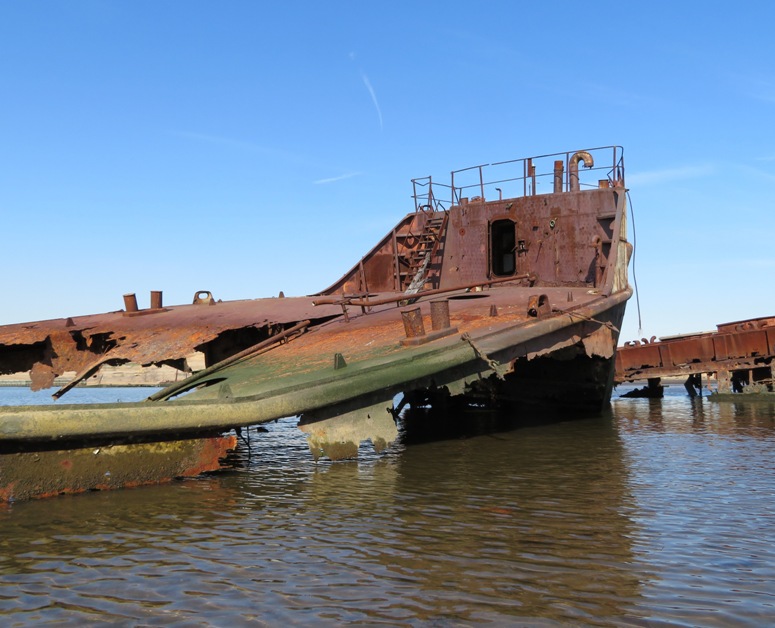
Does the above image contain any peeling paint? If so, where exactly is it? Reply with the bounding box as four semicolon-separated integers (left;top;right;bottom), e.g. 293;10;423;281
0;146;631;500
615;315;775;393
581;323;616;359
0;435;236;501
299;400;399;461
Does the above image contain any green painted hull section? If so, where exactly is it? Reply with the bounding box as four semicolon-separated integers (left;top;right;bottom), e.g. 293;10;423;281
0;290;630;444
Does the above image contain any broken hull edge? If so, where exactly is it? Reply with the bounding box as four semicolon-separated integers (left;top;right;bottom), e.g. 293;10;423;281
0;289;630;501
0;433;237;502
0;289;631;443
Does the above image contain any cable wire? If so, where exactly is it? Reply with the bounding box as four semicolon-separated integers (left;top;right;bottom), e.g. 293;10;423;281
626;190;643;335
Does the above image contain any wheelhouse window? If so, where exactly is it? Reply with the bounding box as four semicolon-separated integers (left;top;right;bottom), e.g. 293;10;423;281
490;219;516;276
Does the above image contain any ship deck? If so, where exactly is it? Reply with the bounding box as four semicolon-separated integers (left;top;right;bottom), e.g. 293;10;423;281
162;283;611;403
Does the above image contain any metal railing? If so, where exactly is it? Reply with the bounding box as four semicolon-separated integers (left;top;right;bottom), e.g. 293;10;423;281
411;146;624;211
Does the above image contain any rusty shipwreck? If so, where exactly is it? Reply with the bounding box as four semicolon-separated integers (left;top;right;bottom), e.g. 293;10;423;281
616;315;775;398
0;146;632;501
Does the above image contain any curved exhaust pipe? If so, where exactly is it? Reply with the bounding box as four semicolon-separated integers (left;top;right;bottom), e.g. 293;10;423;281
569;151;594;192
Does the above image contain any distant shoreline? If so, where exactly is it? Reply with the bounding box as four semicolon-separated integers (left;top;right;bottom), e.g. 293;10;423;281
0;381;162;389
0;359;201;390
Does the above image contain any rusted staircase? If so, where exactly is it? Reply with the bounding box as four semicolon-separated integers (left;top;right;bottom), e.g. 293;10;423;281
592;191;625;286
398;213;448;293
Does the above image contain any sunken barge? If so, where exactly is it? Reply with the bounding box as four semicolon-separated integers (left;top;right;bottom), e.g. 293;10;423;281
0;146;631;500
616;315;775;398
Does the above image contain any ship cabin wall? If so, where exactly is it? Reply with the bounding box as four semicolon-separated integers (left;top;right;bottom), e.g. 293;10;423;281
438;188;621;289
320;187;621;296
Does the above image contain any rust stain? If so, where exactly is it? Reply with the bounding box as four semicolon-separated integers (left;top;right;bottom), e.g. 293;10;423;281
481;506;514;516
0;294;344;391
582;323;615;359
0;146;633;499
616;315;775;393
0;434;237;502
1;147;626;396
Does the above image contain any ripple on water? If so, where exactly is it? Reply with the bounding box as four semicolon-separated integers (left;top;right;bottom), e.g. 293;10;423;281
1;391;775;625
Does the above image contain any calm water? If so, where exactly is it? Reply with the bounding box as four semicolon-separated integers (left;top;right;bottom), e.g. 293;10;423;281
2;385;775;626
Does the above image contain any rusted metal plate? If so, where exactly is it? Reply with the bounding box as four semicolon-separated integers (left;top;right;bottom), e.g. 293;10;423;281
665;335;715;366
0;146;632;503
0;434;236;502
712;331;772;361
616;316;775;384
617;343;662;371
724;330;769;359
716;316;775;333
299;400;399;461
713;335;731;361
0;295;344;391
657;344;673;370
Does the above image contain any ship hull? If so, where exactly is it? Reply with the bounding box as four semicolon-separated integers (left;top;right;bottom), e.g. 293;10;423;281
0;146;632;500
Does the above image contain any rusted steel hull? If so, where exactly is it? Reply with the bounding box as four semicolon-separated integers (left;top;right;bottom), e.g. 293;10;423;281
0;146;631;500
615;316;775;395
0;295;343;394
0;288;630;439
0;434;236;502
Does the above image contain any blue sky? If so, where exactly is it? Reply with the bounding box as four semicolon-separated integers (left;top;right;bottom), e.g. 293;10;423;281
2;1;774;344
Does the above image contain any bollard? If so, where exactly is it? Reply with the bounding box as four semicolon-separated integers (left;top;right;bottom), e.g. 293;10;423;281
123;293;139;313
150;290;163;310
527;294;550;318
430;300;450;331
400;304;458;347
401;307;426;339
193;291;216;305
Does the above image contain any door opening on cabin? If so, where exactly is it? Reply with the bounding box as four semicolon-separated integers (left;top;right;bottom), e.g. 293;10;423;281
490;219;516;276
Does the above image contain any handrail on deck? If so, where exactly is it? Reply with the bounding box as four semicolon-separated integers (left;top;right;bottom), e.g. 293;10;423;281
411;145;624;211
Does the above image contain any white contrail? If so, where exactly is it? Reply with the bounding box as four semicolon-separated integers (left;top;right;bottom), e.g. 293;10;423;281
360;72;383;130
171;130;304;163
314;172;361;185
350;52;383;130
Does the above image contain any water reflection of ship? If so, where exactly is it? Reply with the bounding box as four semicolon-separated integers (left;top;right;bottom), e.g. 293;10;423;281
2;410;644;625
369;407;644;623
394;389;608;445
248;407;645;624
